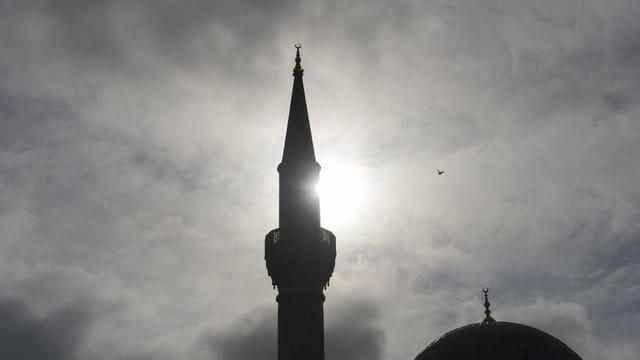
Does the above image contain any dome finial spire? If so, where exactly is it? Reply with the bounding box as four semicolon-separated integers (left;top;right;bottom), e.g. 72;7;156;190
293;43;303;77
481;288;496;324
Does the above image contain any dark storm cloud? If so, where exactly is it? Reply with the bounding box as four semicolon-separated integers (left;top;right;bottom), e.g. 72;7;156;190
0;298;89;360
206;301;384;360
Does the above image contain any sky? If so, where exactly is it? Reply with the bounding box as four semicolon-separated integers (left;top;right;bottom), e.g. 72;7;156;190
1;0;639;359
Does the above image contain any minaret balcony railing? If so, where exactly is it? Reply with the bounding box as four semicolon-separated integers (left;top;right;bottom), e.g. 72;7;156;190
265;227;336;290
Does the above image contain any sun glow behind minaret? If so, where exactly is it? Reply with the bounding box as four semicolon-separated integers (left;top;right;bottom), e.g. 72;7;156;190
317;156;366;229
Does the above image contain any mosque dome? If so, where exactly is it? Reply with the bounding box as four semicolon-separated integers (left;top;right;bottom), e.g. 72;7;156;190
415;289;583;360
415;321;583;360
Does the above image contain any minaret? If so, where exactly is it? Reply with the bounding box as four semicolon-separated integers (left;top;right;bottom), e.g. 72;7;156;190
265;45;336;360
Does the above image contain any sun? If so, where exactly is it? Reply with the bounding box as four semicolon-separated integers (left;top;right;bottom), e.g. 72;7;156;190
316;157;366;229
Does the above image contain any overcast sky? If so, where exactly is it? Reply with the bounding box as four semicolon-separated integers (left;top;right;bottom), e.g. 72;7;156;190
1;0;639;359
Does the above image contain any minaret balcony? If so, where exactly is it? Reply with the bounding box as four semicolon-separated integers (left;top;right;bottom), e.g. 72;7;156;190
265;227;336;290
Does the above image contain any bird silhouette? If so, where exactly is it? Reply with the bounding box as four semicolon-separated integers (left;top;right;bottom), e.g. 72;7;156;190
437;169;444;175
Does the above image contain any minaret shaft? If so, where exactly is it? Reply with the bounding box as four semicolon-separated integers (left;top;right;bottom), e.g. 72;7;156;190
278;162;320;236
278;294;325;360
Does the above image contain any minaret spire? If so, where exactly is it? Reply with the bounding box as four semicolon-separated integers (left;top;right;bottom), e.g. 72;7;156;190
281;44;316;164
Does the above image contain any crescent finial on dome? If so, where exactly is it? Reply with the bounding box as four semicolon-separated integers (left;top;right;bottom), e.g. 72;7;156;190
481;288;496;324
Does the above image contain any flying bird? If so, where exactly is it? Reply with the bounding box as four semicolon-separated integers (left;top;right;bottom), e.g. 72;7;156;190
437;169;444;175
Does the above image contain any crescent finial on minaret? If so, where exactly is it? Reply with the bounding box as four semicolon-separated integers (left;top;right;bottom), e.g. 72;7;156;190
293;43;303;76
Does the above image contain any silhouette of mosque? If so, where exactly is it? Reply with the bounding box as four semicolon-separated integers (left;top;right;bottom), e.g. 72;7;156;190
265;46;582;360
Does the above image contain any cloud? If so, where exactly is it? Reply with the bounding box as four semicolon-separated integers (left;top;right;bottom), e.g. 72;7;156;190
205;300;384;360
203;308;275;360
500;297;640;360
325;300;385;360
0;0;297;82
1;0;640;359
0;298;89;360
